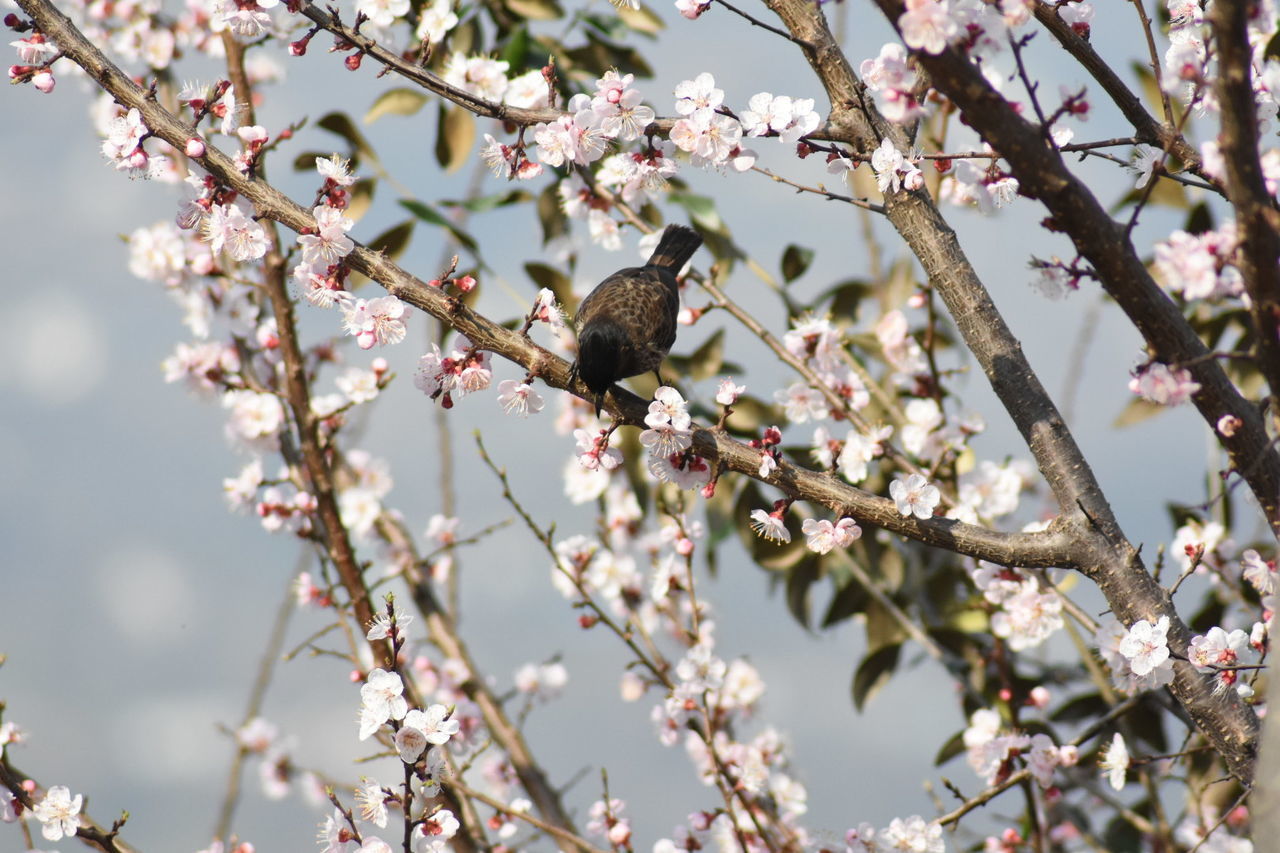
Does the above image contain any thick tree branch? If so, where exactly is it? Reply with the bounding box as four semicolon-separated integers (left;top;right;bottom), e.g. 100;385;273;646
763;0;1260;783
14;0;1076;571
1208;2;1280;410
869;0;1280;540
1031;0;1216;189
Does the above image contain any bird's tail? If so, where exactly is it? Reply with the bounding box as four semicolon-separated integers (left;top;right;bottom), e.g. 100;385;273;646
645;224;702;273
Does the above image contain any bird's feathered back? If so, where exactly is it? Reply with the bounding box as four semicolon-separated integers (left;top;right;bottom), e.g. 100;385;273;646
571;225;703;413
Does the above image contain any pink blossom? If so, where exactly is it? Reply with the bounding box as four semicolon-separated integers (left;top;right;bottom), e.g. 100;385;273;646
715;377;745;406
342;295;408;349
1128;361;1200;406
1117;616;1170;677
497;379;544;417
673;72;723;116
889;473;940;519
203;203;268;261
899;0;960;55
749;508;790;543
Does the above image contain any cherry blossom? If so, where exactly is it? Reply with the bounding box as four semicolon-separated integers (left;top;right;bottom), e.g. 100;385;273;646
673;73;723;115
341;295;409;349
881;815;944;853
415;0;459;43
749;507;790;543
411;809;459;853
532;101;607;168
33;785;82;841
890;473;940;519
899;0;960;55
670;109;748;170
1117;616;1171;677
715;377;745;406
1100;732;1129;791
590;70;656;141
442;53;509;101
358;668;408;740
801;517;861;554
1187;626;1248;671
203;203;268;262
496;379;544;416
298;205;355;266
1128;361;1200;406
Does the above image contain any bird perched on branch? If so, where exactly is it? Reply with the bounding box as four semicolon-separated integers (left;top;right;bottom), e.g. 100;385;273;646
571;224;703;415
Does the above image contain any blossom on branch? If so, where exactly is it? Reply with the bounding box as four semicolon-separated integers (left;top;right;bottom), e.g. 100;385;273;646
889;473;940;519
33;785;82;841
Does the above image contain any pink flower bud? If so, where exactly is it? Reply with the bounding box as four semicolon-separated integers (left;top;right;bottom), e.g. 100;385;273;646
8;64;32;79
454;275;477;292
185;137;206;158
289;39;308;55
344;51;363;71
31;70;54;93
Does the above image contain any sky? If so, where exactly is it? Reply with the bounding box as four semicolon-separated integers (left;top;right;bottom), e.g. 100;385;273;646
0;1;1256;850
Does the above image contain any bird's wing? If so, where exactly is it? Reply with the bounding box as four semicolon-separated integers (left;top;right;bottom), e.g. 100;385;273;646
578;268;675;341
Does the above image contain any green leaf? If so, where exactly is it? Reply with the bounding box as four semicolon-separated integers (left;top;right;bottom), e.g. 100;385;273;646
1112;397;1165;428
364;88;430;124
399;199;479;252
720;394;781;437
524;262;574;308
1103;815;1143;853
822;572;869;628
865;597;909;652
668;192;724;232
781;244;814;283
813;278;871;321
292;150;334;172
1184;201;1214;235
616;2;664;34
1050;692;1108;723
933;729;966;766
436;104;476;174
785;556;820;628
500;25;532;67
562;32;652;77
318;112;380;166
537;181;569;245
702;472;737;565
505;0;563;20
442;189;533;213
366;219;414;259
686;329;725;382
852;643;900;710
347;178;376;221
347;219;414;288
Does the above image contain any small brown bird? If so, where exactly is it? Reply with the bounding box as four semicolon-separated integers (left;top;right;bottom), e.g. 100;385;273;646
572;224;703;415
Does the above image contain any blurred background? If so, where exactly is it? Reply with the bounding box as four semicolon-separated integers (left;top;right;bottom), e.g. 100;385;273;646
0;1;1248;850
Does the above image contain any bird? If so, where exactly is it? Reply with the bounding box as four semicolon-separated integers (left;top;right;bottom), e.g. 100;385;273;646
571;224;703;415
